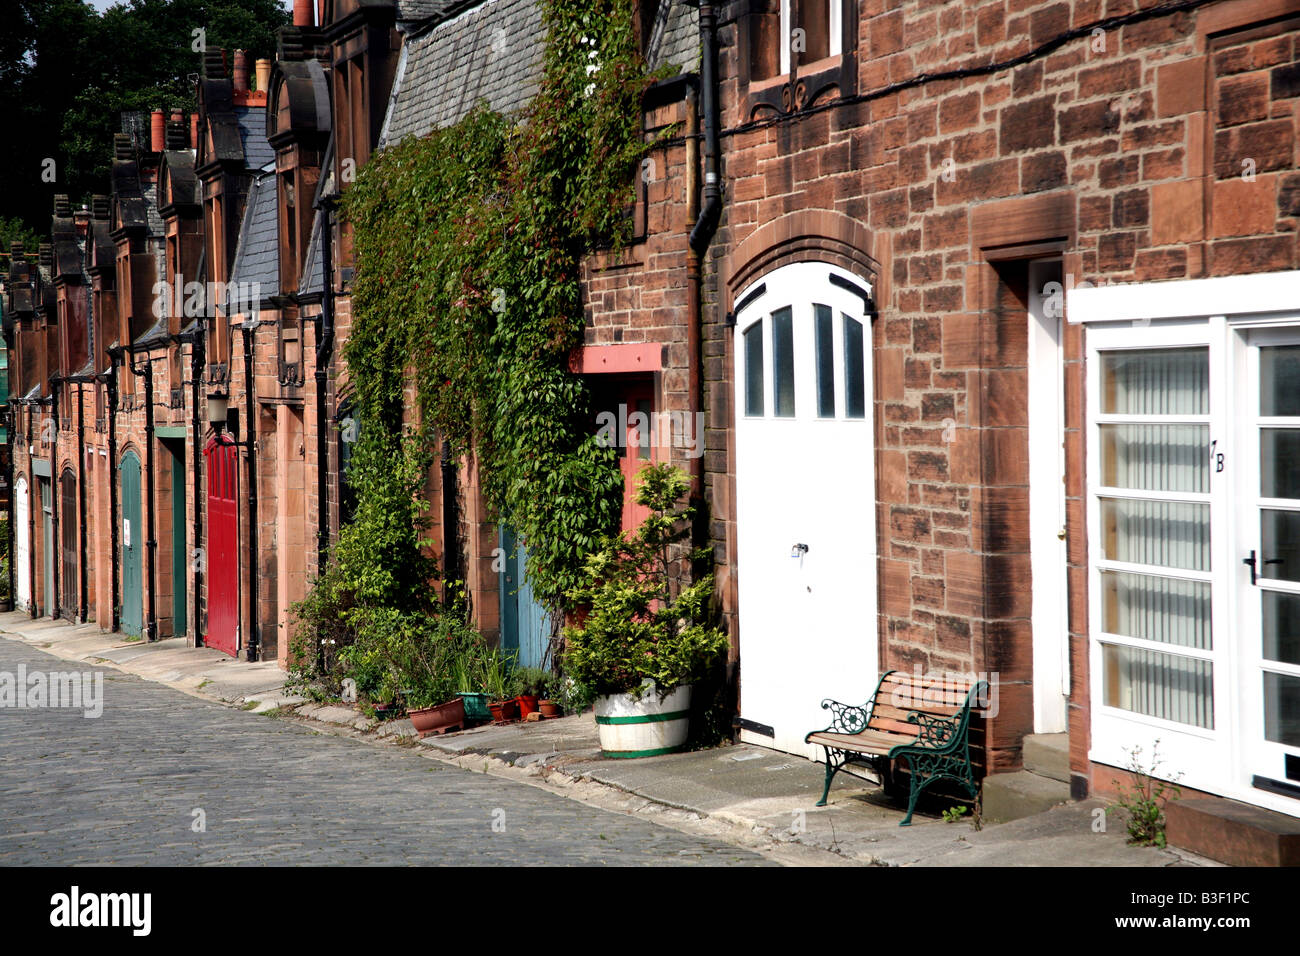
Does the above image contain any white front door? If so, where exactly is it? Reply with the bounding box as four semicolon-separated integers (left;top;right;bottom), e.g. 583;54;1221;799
1236;328;1300;795
14;476;29;610
733;262;877;758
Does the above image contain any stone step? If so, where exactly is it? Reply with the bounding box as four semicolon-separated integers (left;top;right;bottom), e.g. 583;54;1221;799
982;770;1071;824
1022;733;1070;784
1165;796;1300;866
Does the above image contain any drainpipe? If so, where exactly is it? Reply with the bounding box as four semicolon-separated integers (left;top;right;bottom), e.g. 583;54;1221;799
190;327;204;646
688;1;721;256
131;352;157;641
685;84;702;501
241;320;259;662
77;382;87;621
105;355;119;631
314;195;337;577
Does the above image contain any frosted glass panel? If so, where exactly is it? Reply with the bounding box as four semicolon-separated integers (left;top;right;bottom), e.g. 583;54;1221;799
1101;570;1211;650
1101;424;1208;492
1103;643;1214;729
1101;348;1208;415
1100;498;1210;571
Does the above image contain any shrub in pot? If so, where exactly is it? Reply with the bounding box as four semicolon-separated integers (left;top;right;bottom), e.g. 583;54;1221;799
563;464;729;757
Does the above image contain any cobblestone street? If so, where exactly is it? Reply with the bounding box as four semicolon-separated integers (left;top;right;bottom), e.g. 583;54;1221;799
0;641;771;866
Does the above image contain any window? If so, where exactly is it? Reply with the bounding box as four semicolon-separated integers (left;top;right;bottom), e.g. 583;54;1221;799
740;0;854;118
1094;345;1214;728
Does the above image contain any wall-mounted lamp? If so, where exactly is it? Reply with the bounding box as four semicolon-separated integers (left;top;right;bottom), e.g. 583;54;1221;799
207;390;229;436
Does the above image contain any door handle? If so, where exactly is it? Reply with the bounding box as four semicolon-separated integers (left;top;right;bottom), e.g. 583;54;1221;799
790;543;808;557
1244;550;1257;585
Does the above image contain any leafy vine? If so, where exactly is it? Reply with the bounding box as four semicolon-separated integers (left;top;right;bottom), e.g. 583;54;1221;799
336;0;664;620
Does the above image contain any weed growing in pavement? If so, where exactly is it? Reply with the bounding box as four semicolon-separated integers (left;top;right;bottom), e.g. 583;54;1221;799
1106;740;1182;848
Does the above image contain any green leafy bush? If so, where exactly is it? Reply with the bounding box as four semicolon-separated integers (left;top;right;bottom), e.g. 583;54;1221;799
563;464;729;698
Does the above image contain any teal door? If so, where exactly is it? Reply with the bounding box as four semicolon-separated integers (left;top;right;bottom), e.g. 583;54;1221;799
499;525;550;669
120;451;143;636
40;478;53;616
170;445;186;636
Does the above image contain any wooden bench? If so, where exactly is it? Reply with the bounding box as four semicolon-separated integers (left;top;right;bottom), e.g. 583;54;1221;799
805;670;987;826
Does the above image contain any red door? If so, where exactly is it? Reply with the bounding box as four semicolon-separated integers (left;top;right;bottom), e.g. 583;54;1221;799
204;436;239;656
618;382;655;534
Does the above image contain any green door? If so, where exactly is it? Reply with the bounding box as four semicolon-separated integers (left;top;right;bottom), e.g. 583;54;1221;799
40;478;53;616
120;451;143;636
170;445;186;637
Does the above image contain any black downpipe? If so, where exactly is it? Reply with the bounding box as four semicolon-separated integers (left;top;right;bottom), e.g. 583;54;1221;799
688;1;721;254
3;328;14;611
242;321;259;662
314;197;337;577
132;354;157;641
106;359;119;631
76;382;86;621
190;329;204;646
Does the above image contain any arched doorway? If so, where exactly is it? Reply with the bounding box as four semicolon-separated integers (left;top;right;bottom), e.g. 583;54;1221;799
14;476;29;610
204;436;239;657
120;450;143;636
732;261;878;758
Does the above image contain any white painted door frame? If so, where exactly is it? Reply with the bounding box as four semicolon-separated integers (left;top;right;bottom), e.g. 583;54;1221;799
1028;259;1069;734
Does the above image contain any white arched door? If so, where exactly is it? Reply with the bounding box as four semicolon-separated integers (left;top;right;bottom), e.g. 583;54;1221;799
733;262;878;758
14;476;30;610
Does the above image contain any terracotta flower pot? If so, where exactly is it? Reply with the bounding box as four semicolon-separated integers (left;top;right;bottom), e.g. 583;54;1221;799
517;694;539;718
539;699;561;718
408;697;466;738
491;698;520;724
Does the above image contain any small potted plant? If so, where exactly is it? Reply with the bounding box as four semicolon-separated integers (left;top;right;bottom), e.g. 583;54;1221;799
563;464;729;758
511;666;550;718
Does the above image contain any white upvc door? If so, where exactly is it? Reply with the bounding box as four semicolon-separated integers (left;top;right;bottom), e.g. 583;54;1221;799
733;262;877;759
14;476;29;610
1234;327;1300;798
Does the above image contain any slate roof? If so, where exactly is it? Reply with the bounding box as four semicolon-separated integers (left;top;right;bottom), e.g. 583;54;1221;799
647;1;697;72
141;181;165;237
227;169;279;312
235;105;274;171
382;0;544;145
299;143;335;299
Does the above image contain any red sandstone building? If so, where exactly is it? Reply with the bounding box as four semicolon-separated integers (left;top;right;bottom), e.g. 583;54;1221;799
6;0;1300;861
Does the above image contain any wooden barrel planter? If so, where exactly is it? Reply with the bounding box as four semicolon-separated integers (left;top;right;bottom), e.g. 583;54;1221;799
594;682;692;758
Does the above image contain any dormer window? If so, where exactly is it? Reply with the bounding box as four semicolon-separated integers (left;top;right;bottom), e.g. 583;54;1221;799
741;0;854;119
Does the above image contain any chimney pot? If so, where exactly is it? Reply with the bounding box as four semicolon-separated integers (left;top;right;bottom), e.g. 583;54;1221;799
151;109;165;153
255;58;272;93
293;0;313;27
233;49;250;93
191;112;200;149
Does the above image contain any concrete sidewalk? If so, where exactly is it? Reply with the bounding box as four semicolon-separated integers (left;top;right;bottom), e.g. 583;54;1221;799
0;610;1215;866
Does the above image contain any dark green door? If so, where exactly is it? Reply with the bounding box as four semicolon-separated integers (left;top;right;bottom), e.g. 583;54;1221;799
40;478;53;616
170;445;186;637
120;451;143;636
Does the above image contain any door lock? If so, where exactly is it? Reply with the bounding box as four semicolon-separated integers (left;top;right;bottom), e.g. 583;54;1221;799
790;543;809;558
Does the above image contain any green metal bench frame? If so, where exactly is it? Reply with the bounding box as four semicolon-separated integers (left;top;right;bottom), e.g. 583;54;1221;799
804;670;988;826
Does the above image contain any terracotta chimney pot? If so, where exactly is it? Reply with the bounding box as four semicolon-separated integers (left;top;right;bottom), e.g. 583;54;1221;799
191;112;200;150
255;58;271;93
233;49;250;93
293;0;313;27
151;109;165;153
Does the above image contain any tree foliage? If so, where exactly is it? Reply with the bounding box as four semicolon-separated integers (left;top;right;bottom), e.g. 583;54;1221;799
0;0;288;233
